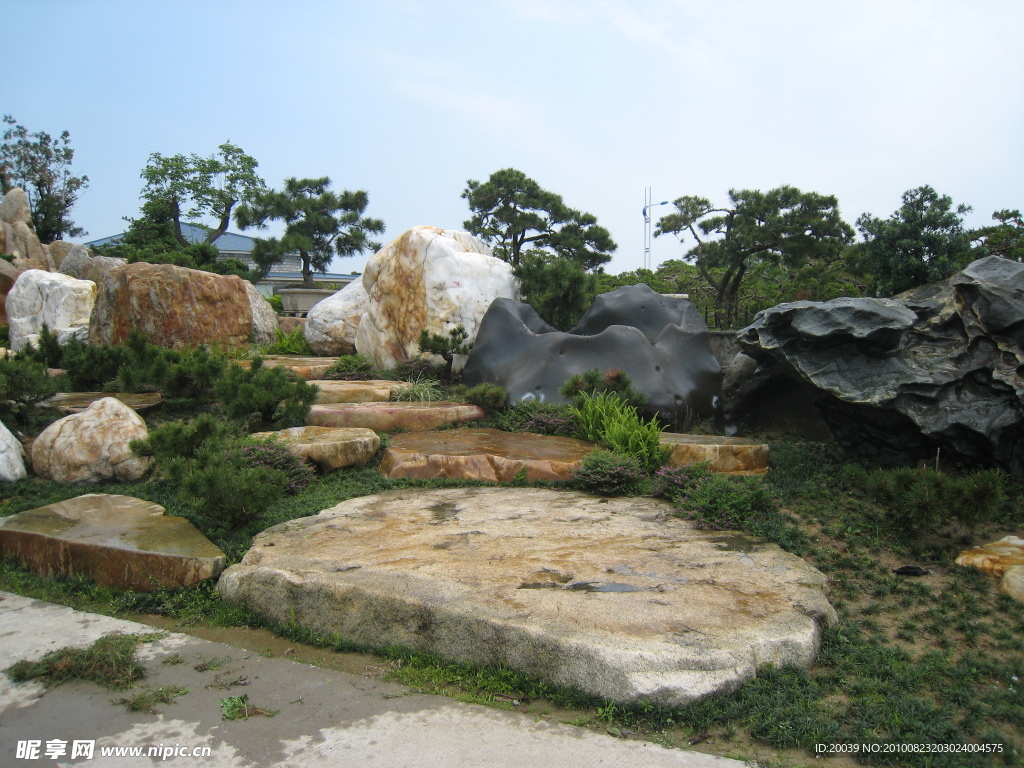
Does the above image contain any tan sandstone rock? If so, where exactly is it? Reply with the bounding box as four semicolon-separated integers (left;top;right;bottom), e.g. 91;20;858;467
380;428;596;482
6;269;96;351
250;426;380;471
955;536;1024;577
661;433;770;475
32;397;152;483
245;281;279;347
309;401;484;432
89;262;253;350
218;487;836;706
0;494;225;591
0;258;23;326
308;379;411;403
46;240;78;270
0;187;32;226
45;392;163;415
355;227;517;371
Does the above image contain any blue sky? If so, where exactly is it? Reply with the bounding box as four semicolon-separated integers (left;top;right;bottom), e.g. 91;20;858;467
6;0;1022;275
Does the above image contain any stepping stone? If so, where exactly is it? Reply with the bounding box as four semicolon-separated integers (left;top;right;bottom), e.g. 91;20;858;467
308;379;412;404
236;355;339;380
0;494;225;592
380;428;596;482
660;433;769;474
309;401;484;432
219;487;836;707
250;426;380;471
956;536;1024;602
45;391;163;414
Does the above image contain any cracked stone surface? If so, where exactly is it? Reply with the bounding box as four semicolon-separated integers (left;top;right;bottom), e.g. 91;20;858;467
219;487;836;706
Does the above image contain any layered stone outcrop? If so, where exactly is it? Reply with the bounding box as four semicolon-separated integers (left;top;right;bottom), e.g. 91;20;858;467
219;487;836;706
89;262;253;350
5;269;96;351
462;285;722;422
737;257;1024;476
355;227;517;371
32;397;152;483
0;494;225;591
304;278;369;356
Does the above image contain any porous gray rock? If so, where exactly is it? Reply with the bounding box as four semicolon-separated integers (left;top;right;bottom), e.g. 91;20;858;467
462;284;722;423
218;487;836;706
737;256;1024;476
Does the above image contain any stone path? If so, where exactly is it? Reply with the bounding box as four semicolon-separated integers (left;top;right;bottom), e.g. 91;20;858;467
308;401;484;432
220;487;836;707
250;426;380;471
308;378;411;403
661;433;769;474
236;355;339;380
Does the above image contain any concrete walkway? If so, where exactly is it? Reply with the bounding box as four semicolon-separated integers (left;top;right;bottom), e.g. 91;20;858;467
0;592;751;767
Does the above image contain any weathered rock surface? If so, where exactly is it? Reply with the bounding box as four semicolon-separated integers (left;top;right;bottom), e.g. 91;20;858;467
661;434;769;475
380;428;596;482
0;419;27;481
308;379;411;403
45;392;163;414
463;285;722;422
277;315;306;334
355;227;517;371
0;189;46;268
57;243;99;279
250;426;380;471
956;536;1024;603
219;487;836;706
0;187;32;226
32;397;152;483
89;262;253;350
237;355;339;380
309;401;484;432
245;281;279;346
6;269;96;351
0;494;225;591
0;259;23;326
737;257;1024;476
305;278;368;356
47;240;78;270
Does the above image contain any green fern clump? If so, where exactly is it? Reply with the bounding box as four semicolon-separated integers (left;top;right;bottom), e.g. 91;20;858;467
215;357;318;431
261;327;313;356
570;391;670;474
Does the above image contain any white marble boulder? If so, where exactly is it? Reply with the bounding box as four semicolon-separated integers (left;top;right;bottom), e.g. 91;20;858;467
6;269;96;351
32;397;152;484
305;278;369;356
0;419;27;481
354;227;517;371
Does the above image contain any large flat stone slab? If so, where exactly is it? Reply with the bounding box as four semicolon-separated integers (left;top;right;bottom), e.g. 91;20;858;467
45;391;163;414
237;355;340;380
219;488;836;706
309;401;484;432
250;426;380;471
0;494;225;591
309;379;412;404
661;433;769;474
380;428;596;482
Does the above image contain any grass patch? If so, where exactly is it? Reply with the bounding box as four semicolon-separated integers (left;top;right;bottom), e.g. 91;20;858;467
116;684;189;713
220;694;277;720
4;632;153;690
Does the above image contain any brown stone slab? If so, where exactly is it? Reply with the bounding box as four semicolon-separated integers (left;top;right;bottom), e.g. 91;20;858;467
380;428;597;482
661;433;769;474
236;356;340;380
309;401;484;432
219;487;836;706
0;494;225;592
308;379;412;404
250;426;380;471
46;391;163;414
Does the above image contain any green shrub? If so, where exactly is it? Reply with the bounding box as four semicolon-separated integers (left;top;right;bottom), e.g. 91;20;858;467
130;414;240;464
222;438;315;493
570;391;670;473
493;401;578;436
571;450;646;496
391;376;442;402
389;357;443;382
651;463;713;502
324;354;378;381
266;294;284;314
840;464;1006;531
0;356;64;431
559;368;648;411
675;473;778;531
463;383;508;412
261;326;313;356
215;358;318;431
417;325;472;384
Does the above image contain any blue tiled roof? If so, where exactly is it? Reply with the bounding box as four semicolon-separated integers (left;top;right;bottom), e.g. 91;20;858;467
86;223;258;253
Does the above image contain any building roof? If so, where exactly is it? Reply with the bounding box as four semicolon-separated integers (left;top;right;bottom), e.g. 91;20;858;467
86;223;258;253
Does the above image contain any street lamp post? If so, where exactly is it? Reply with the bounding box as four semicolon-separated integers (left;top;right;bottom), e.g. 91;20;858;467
642;187;669;272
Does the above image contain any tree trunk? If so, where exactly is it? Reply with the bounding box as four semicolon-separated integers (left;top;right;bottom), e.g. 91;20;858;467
301;251;315;288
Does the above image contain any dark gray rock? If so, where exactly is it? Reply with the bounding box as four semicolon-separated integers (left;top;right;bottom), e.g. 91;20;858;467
736;256;1024;476
462;285;722;423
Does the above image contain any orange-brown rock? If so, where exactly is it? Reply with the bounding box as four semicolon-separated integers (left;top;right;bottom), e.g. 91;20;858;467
380;428;596;482
661;433;769;474
89;262;253;350
308;379;411;403
955;536;1024;578
235;355;339;380
249;426;380;471
309;401;484;432
0;494;225;591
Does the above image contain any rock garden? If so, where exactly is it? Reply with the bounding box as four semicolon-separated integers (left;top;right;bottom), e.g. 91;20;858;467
2;196;1024;766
